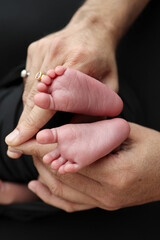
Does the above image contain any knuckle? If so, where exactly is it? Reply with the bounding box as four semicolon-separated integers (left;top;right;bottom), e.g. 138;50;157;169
98;177;136;210
36;39;46;50
49;36;64;56
32;147;41;157
104;161;134;193
112;176;129;191
66;47;88;66
26;97;34;108
29;87;38;99
50;183;63;197
25;88;38;108
112;170;135;192
112;176;130;192
96;181;132;211
27;39;46;57
27;41;37;56
24;113;38;130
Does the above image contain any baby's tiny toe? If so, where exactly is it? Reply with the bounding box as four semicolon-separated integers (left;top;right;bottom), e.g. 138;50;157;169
55;66;67;76
58;165;66;174
43;149;60;164
64;163;80;173
58;161;80;174
47;69;56;79
37;82;48;92
41;75;52;85
37;129;53;144
51;157;66;170
34;92;54;110
50;160;60;170
43;154;53;164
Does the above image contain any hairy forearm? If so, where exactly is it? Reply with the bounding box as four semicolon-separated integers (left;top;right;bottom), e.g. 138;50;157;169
70;0;150;47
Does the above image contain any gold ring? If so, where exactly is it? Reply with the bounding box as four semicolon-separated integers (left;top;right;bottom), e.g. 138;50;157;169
35;72;45;81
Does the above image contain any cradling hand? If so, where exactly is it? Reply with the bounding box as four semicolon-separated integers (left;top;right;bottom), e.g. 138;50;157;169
5;13;118;152
8;123;160;211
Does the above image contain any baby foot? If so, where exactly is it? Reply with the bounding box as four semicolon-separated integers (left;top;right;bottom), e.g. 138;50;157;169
34;66;123;117
36;118;130;174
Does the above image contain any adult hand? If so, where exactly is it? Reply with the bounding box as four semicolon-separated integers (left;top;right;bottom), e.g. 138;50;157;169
5;10;118;150
8;140;96;211
8;123;160;211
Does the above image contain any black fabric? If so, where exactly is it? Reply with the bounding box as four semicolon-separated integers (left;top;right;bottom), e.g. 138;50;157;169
0;66;37;182
1;205;160;240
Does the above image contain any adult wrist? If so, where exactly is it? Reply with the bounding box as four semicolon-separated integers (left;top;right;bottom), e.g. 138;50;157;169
68;0;150;49
68;6;119;50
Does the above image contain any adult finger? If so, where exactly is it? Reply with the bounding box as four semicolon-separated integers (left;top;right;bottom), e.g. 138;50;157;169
19;41;44;124
33;158;99;206
7;139;56;159
8;140;100;206
6;37;56;148
22;38;50;104
28;180;94;212
33;156;104;205
21;34;64;120
6;45;63;148
5;107;55;147
7;140;104;205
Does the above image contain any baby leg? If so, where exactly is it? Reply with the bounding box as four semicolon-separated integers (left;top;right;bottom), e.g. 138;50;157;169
35;66;123;117
36;118;130;174
0;180;37;204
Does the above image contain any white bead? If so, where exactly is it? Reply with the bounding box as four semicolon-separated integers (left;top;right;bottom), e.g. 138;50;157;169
21;69;29;78
21;69;27;78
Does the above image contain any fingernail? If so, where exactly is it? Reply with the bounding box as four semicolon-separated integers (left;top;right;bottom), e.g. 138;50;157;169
5;129;19;144
7;150;22;159
8;147;23;154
